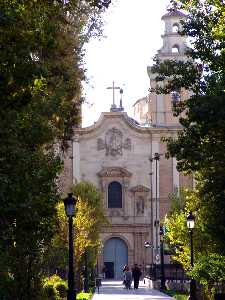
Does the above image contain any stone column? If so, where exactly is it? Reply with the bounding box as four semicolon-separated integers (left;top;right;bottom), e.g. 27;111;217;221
172;157;180;192
72;134;80;184
151;139;160;263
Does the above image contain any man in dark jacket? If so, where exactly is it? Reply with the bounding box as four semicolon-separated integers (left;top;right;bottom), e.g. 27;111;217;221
132;264;142;289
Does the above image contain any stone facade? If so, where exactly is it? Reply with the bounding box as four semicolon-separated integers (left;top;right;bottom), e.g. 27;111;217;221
60;8;193;280
69;111;192;278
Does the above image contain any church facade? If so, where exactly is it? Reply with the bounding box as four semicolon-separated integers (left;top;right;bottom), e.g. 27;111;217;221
61;9;193;280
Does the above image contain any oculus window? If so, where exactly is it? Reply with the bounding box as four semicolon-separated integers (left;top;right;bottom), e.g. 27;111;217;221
108;181;122;208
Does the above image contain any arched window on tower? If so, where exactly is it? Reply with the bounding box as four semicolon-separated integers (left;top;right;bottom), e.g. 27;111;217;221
108;181;122;208
172;44;179;53
172;23;179;33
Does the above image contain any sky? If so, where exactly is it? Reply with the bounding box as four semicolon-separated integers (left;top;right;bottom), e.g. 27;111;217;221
82;0;170;127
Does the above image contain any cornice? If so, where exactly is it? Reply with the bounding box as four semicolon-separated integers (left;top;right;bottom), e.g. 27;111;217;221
73;112;182;136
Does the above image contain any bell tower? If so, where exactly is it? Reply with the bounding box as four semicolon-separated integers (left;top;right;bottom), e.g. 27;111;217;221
147;8;188;127
157;8;187;61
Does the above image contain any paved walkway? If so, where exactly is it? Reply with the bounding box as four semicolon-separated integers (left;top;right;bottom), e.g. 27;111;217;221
92;280;175;300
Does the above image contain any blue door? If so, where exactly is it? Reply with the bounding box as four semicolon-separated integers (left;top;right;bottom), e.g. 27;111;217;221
103;238;128;279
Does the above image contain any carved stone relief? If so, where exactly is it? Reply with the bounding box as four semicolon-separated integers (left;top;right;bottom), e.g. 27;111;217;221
97;138;105;150
123;138;131;150
97;127;131;156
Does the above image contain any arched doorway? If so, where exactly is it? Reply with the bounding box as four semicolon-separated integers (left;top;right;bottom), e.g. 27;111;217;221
103;237;128;279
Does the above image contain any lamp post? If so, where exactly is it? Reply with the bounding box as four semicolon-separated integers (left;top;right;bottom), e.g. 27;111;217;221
144;241;152;279
83;249;88;292
95;246;103;294
149;170;154;266
186;212;196;300
153;152;161;262
64;193;77;300
159;226;166;291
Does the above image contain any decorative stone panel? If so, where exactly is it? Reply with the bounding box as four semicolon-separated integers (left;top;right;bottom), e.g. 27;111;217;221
97;127;131;157
130;185;150;217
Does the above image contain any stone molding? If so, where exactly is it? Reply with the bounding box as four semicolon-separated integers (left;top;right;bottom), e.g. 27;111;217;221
97;167;132;178
130;185;150;193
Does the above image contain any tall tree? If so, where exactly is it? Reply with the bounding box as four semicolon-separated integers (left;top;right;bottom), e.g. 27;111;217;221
151;0;225;251
44;182;107;287
164;189;225;298
0;1;110;299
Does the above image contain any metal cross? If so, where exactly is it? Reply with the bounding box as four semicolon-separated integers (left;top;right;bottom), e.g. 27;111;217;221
107;81;120;106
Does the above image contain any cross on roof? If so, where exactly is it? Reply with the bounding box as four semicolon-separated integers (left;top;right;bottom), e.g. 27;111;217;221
107;81;121;107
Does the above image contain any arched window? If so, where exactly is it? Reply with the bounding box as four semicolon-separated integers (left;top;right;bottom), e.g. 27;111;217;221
172;23;179;33
172;45;179;53
108;181;122;208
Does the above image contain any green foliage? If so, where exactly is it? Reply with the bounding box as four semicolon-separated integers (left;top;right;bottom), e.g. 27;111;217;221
43;275;67;300
151;0;225;254
0;1;110;299
165;290;188;300
164;188;216;270
44;181;108;286
77;291;92;300
0;272;15;299
168;188;187;214
189;254;225;299
164;189;225;300
72;181;108;259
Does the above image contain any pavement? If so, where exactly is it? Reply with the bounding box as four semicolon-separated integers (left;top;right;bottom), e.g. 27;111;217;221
92;280;175;300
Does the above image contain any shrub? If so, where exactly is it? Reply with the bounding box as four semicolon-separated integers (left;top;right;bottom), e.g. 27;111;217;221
189;253;225;299
0;272;15;299
43;283;59;300
43;275;67;300
77;292;92;300
55;281;67;298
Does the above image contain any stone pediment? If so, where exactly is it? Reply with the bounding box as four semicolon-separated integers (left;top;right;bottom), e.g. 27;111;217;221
130;185;150;193
97;167;132;178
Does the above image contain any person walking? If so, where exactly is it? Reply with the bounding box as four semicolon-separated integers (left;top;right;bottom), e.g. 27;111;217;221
124;266;132;289
132;264;142;289
102;264;107;279
122;265;128;286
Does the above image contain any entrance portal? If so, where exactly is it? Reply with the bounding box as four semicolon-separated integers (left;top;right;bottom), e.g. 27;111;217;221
103;237;128;279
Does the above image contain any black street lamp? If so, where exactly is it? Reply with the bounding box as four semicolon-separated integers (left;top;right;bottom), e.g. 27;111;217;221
95;247;103;294
83;249;88;292
64;193;77;300
153;153;161;263
150;153;161;262
144;241;154;279
186;212;196;300
159;226;166;291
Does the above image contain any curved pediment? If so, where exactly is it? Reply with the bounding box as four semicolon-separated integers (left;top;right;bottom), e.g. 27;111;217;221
77;112;151;134
97;167;132;178
130;185;150;193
